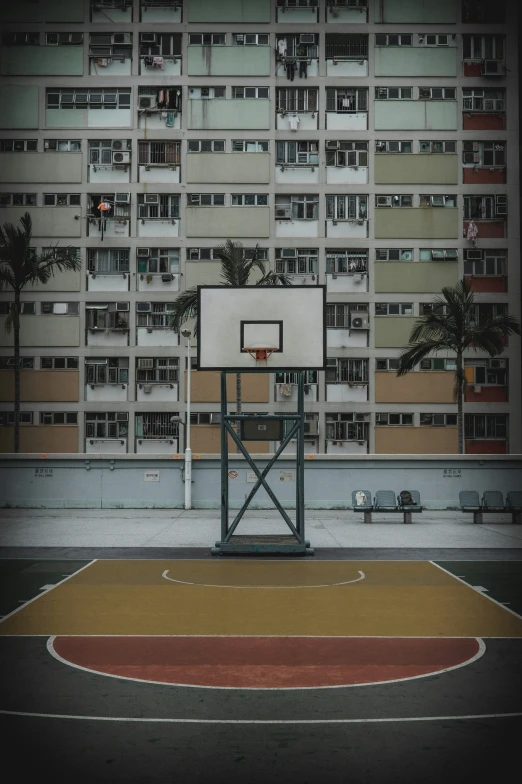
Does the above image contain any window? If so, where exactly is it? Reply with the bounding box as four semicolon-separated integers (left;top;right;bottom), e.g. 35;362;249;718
231;194;268;206
464;249;506;277
421;303;450;316
326;413;369;443
88;249;130;274
419;358;457;371
0;140;37;152
465;414;507;440
325;34;368;59
41;302;79;315
464;195;506;220
137;194;179;219
420;414;457;426
86;358;128;384
376;358;400;371
275;195;318;220
375;195;412;208
0;412;33;425
47;33;84;45
276;249;318;275
2;32;39;45
40;412;78;425
419;141;456;153
376;413;413;426
326;358;369;383
139;32;181;57
326;88;368;112
420;194;456;208
375;87;412;100
375;303;413;316
421;34;450;46
85;412;128;439
86;303;129;330
137;249;179;275
188;86;225;99
276;141;317;165
326;304;350;328
0;302;36;315
136;302;176;328
462;141;506;167
45;139;81;153
276;371;318;386
418;87;456;100
233;140;269;153
188;34;226;45
136;357;179;383
188;140;225;153
232;87;269;99
41;357;78;369
325;141;368;167
462;89;505;112
276;34;319;59
326;249;368;274
136;413;179;439
277;88;318;112
43;194;81;207
465;359;507;387
186;247;268;261
187;194;225;207
89;140;129;164
89;32;133;60
47;88;131;110
462;0;506;24
463;35;504;61
233;34;269;46
375;141;412;153
467;304;507;327
138;141;180;166
0;357;34;369
326;195;368;220
419;249;458;261
0;194;37;206
375;34;412;46
376;249;413;261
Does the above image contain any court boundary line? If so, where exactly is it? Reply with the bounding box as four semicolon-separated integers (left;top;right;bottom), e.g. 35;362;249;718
161;568;366;588
429;561;522;621
46;635;486;691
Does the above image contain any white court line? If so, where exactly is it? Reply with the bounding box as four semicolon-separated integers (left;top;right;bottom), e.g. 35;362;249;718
0;560;97;625
161;569;366;589
429;561;522;621
46;636;486;692
1;708;520;724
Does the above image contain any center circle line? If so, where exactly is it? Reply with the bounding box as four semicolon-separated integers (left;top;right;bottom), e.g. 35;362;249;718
161;569;366;588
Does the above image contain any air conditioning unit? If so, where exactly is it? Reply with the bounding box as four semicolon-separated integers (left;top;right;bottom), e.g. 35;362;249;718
145;194;159;204
464;152;480;164
137;302;151;312
189;249;199;259
161;274;173;282
304;421;318;435
490;359;506;368
495;196;507;215
482;60;505;76
419;88;431;98
201;88;210;98
378;88;387;98
139;96;153;109
116;413;128;422
210;414;222;425
112;140;128;151
375;142;386;152
377;196;392;207
189;195;200;205
466;250;483;260
138;359;154;368
112;33;131;45
276;207;291;219
350;315;369;329
46;33;59;45
300;34;315;44
114;193;130;204
116;302;129;311
113;151;130;164
326;140;340;149
137;247;150;258
141;33;157;44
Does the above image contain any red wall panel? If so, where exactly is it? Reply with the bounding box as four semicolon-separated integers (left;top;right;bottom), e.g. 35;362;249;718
463;168;506;185
464;220;506;239
463;114;505;130
464;62;483;77
464;276;507;293
465;386;508;403
465;440;507;454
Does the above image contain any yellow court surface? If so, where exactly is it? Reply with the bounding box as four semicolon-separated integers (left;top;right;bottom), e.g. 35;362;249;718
2;560;522;638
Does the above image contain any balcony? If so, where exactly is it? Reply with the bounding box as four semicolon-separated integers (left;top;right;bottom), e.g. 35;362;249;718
136;382;179;403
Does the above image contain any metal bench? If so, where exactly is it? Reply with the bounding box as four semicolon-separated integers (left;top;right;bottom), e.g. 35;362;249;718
351;490;373;524
460;490;520;524
397;490;423;524
507;491;522;525
352;489;422;524
459;490;483;523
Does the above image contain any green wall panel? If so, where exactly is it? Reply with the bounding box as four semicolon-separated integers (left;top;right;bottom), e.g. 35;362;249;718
375;208;459;239
374;48;457;78
0;85;39;129
187;46;270;76
375;263;459;293
187;100;270;130
374;317;418;348
375;101;457;131
188;0;270;23
1;47;83;76
0;1;41;22
374;155;458;184
374;0;457;23
44;0;84;22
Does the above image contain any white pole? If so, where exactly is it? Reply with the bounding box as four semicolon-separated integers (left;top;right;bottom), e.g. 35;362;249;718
184;331;192;509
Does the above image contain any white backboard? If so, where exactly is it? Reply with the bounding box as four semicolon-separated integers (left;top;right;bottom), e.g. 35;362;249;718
197;286;327;371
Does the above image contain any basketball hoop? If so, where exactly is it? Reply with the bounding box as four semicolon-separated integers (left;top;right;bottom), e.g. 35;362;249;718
243;345;278;362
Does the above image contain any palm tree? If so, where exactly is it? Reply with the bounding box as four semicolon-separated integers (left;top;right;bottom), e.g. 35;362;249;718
170;239;292;427
0;212;82;452
397;278;520;453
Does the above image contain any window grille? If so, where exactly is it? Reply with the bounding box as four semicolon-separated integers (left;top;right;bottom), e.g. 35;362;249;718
85;412;128;439
139;141;180;165
326;358;369;383
136;358;179;383
326;88;368;112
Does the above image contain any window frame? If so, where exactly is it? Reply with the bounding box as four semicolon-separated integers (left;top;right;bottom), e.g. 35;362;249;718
187;140;225;153
375;413;414;426
326;194;368;221
375;303;414;316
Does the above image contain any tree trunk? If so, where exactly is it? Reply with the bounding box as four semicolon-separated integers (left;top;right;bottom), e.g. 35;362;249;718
235;372;242;453
13;289;21;453
456;351;464;454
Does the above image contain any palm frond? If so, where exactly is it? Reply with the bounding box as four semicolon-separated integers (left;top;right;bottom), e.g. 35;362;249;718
168;287;198;332
3;310;14;335
257;271;293;286
397;339;453;375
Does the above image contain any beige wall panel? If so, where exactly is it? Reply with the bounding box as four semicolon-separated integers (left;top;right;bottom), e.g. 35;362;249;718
186;154;270;184
374;155;458;185
0;316;80;348
0;207;82;238
0;426;78;453
187;371;269;403
0;370;79;402
374;208;458;239
375;371;455;403
374;262;459;293
0;153;83;184
184;262;222;289
191;424;269;454
186;207;270;238
28;269;81;292
375;426;458;454
374;317;417;348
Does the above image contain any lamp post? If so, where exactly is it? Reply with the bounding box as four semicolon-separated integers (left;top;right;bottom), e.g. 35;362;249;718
181;328;192;509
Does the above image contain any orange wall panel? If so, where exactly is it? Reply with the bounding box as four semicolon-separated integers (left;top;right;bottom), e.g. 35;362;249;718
187;371;269;403
0;370;79;403
190;424;269;454
0;426;78;453
375;426;458;454
374;372;455;404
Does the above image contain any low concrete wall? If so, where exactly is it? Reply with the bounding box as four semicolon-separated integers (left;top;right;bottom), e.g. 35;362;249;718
0;455;520;510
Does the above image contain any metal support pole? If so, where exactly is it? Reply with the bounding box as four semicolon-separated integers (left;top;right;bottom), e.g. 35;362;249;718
184;331;192;510
297;370;305;543
220;371;229;542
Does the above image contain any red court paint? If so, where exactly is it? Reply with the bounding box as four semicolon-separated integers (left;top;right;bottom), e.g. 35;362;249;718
52;636;481;689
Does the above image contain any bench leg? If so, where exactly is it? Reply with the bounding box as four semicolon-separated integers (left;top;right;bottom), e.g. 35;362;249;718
473;511;483;524
363;510;372;524
513;511;521;525
403;511;412;524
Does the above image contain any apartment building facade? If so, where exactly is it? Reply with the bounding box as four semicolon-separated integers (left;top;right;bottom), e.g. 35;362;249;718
0;0;519;456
